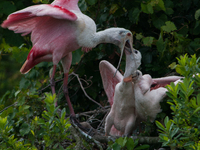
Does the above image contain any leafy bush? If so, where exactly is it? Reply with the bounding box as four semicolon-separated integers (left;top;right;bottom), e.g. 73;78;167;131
156;54;200;150
1;0;200;149
107;137;149;150
0;93;71;150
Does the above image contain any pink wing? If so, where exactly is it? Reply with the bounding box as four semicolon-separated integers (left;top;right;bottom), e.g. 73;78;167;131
99;60;123;106
99;60;124;136
1;4;77;36
151;76;183;90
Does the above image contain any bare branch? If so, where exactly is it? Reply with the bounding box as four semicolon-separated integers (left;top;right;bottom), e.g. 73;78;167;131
70;117;104;150
0;102;18;113
71;72;103;108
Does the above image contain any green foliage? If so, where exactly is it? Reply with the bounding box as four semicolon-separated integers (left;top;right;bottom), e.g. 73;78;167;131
156;54;200;150
107;137;149;150
0;92;71;149
0;0;200;149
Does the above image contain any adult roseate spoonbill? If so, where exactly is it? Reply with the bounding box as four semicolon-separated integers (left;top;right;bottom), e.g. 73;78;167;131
1;0;135;117
100;48;142;136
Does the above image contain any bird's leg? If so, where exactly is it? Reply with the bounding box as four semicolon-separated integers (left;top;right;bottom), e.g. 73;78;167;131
63;73;75;116
50;65;57;95
49;65;59;106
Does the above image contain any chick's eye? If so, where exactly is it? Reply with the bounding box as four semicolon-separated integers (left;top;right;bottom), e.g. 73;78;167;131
134;50;138;54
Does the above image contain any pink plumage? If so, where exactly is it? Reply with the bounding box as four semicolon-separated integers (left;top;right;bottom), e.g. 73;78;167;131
1;1;79;74
2;0;136;117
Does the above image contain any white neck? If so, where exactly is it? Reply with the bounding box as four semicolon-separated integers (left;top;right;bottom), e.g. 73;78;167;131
124;53;136;78
91;29;120;47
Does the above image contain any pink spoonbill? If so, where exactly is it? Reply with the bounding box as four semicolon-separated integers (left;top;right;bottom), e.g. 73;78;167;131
1;0;135;117
131;70;183;122
100;47;142;136
100;53;183;136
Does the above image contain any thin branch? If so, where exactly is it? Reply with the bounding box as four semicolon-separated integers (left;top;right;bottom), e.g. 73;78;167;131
0;102;18;113
93;134;160;144
76;106;110;117
70;117;104;150
71;72;103;108
38;78;63;93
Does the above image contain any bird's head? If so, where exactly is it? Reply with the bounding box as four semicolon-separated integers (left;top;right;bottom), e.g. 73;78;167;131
104;28;134;53
123;69;141;83
104;28;141;75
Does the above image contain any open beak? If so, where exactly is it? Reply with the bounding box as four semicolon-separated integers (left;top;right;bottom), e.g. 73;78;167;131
123;70;139;82
114;35;135;77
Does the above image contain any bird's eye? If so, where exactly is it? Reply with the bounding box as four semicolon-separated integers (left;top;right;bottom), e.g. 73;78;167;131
137;72;140;76
134;50;138;54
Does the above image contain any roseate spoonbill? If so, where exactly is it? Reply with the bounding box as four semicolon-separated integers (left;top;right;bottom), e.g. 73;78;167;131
131;70;183;122
100;54;183;136
1;0;135;117
100;48;142;136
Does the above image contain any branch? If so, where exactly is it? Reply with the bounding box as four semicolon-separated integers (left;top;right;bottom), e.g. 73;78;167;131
0;102;18;113
75;106;110;118
70;117;104;150
37;71;103;108
93;134;160;144
70;120;160;145
71;72;103;108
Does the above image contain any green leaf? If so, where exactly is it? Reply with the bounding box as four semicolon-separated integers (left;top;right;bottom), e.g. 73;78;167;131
147;3;154;14
0;117;7;130
20;122;31;136
136;33;143;40
164;116;169;127
19;78;31;89
169;62;177;69
195;9;200;20
126;138;137;150
141;3;149;14
193;107;200;115
129;8;141;24
158;0;166;11
156;120;165;131
72;48;83;65
143;37;154;46
161;21;177;32
112;143;121;150
0;1;16;15
78;0;87;11
110;4;119;14
170;128;179;139
197;94;200;106
153;14;168;29
85;0;97;5
40;0;50;4
156;35;165;53
116;137;124;147
135;144;150;150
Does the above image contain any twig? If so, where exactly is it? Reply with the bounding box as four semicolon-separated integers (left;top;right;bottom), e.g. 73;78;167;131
0;102;18;113
76;106;110;118
97;108;110;130
38;78;63;93
93;135;160;144
70;117;104;150
71;72;103;108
